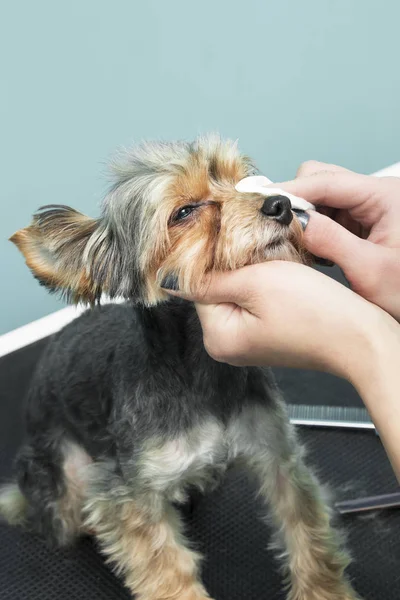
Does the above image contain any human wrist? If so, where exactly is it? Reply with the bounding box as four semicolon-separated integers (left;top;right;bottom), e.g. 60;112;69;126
349;309;400;395
348;308;400;479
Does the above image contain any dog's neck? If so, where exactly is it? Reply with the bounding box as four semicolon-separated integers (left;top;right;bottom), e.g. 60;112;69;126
132;298;262;422
135;299;203;359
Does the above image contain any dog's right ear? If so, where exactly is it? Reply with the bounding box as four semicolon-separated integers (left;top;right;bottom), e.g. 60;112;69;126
10;205;121;304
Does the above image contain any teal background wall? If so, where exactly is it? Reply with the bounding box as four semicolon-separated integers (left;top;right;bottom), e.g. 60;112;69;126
1;0;400;335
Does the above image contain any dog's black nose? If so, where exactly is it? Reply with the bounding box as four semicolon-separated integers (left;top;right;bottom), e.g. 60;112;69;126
261;195;293;226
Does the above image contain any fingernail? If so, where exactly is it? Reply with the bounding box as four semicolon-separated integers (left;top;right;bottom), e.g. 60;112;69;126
292;209;310;231
313;256;335;267
160;273;180;291
293;210;334;266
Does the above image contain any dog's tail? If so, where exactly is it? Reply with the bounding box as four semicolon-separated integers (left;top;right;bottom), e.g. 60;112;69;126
0;482;28;526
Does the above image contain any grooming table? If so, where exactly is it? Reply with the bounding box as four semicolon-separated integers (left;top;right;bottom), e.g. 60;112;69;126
0;323;399;600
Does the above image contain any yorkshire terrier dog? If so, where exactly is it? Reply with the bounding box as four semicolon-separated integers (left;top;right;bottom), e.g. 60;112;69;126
1;135;359;600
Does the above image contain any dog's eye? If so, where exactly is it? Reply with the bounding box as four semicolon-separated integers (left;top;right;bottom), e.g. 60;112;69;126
174;206;195;222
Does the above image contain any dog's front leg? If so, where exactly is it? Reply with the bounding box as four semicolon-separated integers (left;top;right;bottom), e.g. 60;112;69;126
229;402;361;600
83;468;211;600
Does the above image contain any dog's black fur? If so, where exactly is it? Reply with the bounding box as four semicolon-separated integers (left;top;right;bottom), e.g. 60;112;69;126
16;299;275;544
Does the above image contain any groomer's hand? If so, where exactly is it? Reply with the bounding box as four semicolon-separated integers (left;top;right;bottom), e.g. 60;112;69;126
167;261;395;379
276;162;400;320
164;262;400;480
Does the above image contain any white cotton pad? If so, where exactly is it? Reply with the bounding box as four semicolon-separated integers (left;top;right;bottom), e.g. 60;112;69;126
235;175;315;212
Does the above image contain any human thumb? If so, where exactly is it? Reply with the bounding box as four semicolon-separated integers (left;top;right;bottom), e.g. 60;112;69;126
161;267;261;324
161;268;255;305
304;211;372;274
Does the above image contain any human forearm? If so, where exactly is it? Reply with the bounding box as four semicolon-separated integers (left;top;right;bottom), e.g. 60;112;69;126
350;311;400;481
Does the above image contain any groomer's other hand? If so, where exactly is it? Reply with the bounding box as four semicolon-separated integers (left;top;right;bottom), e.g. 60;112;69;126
276;162;400;320
166;261;394;379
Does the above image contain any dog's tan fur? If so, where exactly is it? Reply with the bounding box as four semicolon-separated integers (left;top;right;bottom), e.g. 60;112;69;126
84;496;209;600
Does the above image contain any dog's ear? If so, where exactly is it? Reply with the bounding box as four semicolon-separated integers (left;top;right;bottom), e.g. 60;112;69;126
10;205;121;304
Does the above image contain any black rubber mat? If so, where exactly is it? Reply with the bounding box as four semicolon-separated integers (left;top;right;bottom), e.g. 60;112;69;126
1;337;399;600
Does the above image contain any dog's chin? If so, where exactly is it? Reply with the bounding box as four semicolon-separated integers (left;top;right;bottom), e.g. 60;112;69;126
258;217;308;264
263;240;307;264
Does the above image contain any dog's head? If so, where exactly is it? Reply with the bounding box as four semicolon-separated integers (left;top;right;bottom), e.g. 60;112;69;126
11;135;310;305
